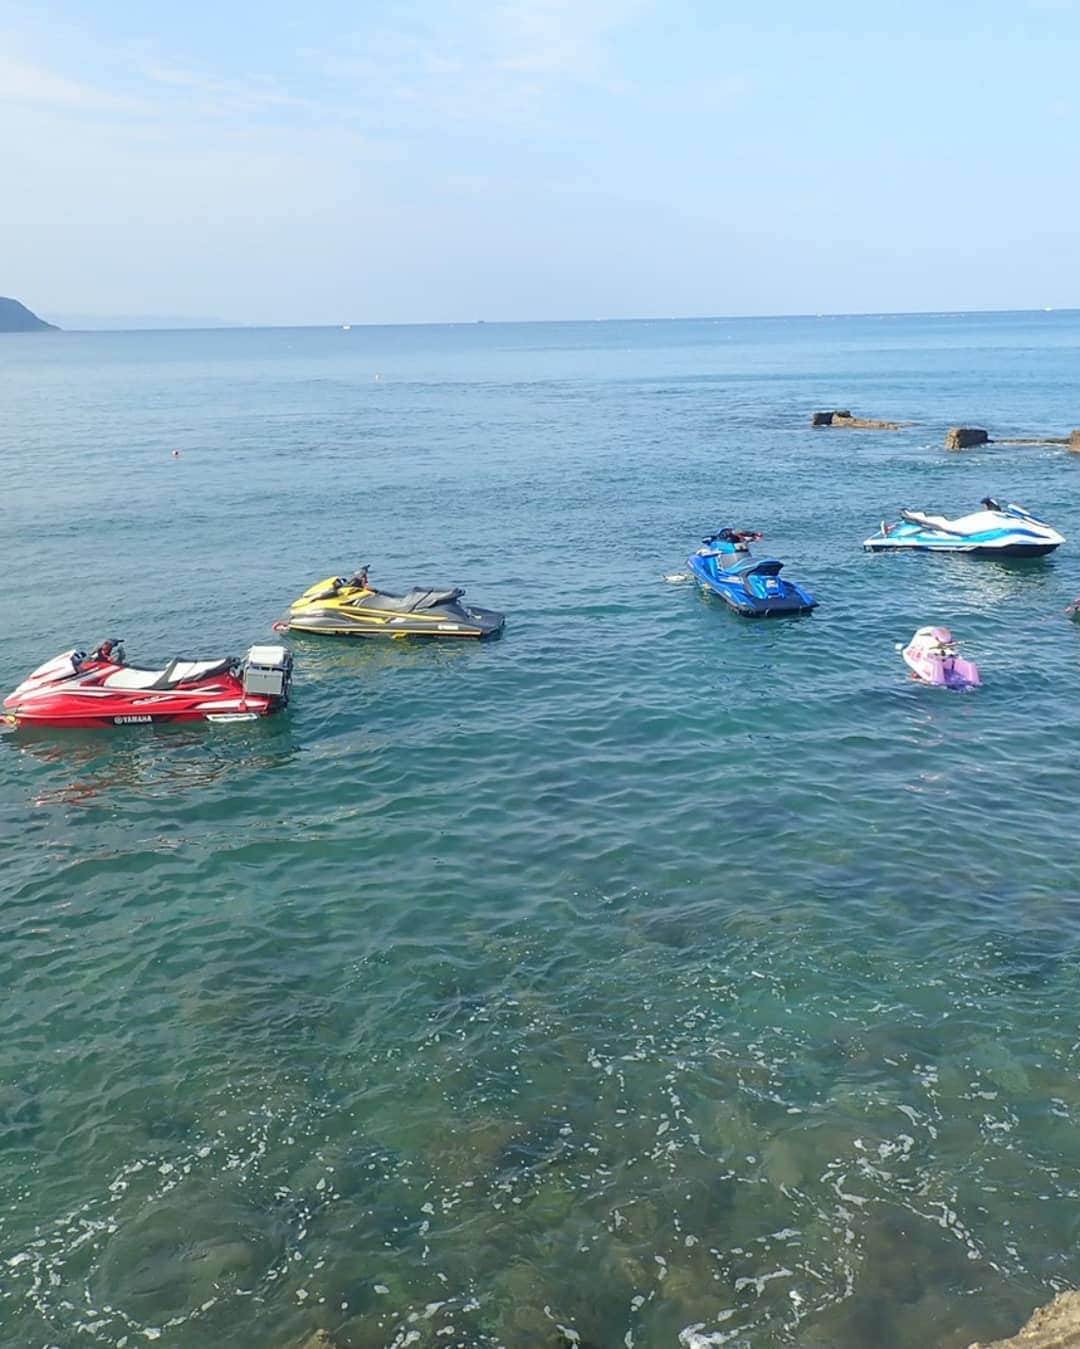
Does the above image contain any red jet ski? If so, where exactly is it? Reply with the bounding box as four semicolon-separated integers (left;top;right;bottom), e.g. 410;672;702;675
3;640;293;729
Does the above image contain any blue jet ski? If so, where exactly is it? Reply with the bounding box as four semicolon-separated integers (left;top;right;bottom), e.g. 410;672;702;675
688;529;818;617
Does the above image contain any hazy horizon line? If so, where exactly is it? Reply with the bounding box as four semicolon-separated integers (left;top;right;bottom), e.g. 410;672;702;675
36;304;1080;335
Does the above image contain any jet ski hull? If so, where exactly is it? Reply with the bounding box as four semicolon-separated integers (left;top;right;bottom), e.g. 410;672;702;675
282;605;504;639
3;647;292;729
688;553;817;617
282;576;505;639
865;537;1059;557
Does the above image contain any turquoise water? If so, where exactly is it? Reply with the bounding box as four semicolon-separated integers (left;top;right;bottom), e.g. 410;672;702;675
2;312;1080;1348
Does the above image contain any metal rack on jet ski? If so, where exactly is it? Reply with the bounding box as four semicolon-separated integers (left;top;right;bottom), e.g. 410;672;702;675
688;529;818;617
278;567;505;639
865;498;1065;556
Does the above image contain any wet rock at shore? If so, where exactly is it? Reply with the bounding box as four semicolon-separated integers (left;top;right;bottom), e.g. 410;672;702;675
968;1290;1080;1347
812;409;911;429
945;426;990;449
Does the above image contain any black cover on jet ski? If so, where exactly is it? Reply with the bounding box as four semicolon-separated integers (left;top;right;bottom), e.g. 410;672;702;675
360;588;467;614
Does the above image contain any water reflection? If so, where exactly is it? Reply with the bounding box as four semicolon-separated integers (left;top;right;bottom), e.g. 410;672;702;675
945;552;1059;606
290;630;497;681
864;550;1059;605
3;718;298;808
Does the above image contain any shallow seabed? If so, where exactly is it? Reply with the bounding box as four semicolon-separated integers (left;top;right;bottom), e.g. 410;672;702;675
2;313;1080;1348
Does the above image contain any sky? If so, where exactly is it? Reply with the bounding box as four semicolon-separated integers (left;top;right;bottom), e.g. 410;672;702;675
1;0;1078;325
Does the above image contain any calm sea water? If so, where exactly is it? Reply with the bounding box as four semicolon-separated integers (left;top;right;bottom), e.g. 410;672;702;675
2;312;1080;1349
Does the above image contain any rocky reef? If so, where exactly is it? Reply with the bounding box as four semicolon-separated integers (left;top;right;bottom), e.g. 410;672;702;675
0;296;57;332
811;414;1079;449
945;425;1079;450
968;1290;1080;1347
812;409;911;429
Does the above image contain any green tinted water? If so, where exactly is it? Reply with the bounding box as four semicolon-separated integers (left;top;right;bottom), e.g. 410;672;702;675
2;315;1080;1347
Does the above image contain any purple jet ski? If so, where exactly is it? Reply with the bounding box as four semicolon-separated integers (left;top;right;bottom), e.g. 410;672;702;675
902;626;980;689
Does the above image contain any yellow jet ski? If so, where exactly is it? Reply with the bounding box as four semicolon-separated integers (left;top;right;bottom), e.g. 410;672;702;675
278;567;505;640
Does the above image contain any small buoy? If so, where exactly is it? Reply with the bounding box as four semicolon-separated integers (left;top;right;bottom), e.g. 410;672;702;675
171;450;180;458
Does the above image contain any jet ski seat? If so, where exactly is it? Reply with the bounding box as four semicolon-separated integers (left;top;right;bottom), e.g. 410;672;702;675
727;557;784;577
400;587;465;611
900;509;961;533
102;658;235;691
357;587;466;614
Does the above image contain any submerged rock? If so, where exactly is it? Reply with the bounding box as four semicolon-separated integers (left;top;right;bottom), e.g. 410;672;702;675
297;1332;338;1349
968;1290;1080;1347
945;426;990;449
93;1185;283;1322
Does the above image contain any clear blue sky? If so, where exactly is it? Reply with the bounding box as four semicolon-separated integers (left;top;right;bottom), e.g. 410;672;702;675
2;0;1078;324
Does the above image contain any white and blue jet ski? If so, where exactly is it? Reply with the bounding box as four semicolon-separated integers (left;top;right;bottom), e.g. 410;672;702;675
865;498;1064;557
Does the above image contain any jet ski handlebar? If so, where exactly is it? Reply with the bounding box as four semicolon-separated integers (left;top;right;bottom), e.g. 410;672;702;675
702;528;763;544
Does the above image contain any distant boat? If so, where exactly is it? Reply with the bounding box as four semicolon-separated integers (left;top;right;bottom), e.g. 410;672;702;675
342;323;351;331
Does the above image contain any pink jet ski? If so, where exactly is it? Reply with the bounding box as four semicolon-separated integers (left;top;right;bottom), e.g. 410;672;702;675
902;626;981;689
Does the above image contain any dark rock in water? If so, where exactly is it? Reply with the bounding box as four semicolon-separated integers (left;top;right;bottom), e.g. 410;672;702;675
945;426;990;449
0;297;58;332
967;1289;1080;1346
813;409;909;429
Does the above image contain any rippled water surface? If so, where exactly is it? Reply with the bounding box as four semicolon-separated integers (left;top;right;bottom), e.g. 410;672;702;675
3;313;1080;1348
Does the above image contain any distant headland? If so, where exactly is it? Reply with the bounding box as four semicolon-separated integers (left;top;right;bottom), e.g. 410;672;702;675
0;297;58;332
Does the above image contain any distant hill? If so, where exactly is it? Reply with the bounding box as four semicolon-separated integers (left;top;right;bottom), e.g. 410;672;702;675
0;297;58;332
